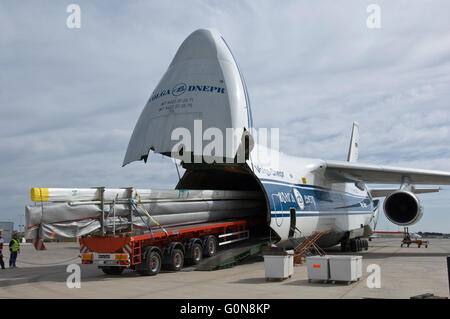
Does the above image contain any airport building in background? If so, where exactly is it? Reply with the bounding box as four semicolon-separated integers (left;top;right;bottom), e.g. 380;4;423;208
0;221;14;242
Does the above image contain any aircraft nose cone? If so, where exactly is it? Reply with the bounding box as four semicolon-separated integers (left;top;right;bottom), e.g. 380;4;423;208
170;28;234;66
123;28;251;166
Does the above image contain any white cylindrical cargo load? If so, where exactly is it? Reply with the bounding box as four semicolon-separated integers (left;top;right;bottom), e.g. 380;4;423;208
25;197;265;240
30;187;262;203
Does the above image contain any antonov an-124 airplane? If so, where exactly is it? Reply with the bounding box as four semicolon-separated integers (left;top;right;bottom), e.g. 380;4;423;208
123;29;450;252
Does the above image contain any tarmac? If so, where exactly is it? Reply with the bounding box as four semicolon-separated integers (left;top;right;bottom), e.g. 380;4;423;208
0;238;449;299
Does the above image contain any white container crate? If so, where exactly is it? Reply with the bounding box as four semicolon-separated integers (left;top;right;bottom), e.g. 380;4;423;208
328;255;362;284
306;255;329;282
263;250;294;280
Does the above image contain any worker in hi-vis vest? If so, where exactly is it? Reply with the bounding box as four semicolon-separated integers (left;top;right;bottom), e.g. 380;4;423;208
0;230;5;269
9;233;20;269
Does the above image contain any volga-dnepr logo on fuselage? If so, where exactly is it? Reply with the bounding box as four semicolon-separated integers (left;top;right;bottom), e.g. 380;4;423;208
149;83;226;102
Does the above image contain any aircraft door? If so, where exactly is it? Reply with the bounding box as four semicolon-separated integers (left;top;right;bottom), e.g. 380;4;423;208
289;208;296;238
271;194;283;227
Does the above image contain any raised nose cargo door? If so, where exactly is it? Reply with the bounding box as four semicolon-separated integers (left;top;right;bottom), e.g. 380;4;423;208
123;28;253;166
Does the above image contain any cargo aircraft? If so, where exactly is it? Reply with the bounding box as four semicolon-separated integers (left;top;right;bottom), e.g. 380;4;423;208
123;29;450;252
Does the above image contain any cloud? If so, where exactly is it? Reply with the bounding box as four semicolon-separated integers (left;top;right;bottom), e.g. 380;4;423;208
1;0;450;232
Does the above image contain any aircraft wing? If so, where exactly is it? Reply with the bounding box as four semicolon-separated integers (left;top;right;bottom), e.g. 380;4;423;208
368;187;441;198
325;160;450;185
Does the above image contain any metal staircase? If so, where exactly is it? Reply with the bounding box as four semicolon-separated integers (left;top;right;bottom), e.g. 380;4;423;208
293;232;327;264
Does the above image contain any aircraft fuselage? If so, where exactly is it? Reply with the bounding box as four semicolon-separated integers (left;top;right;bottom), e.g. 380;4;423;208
251;147;376;248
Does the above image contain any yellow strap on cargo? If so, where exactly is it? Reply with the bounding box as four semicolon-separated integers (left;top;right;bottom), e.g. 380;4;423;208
135;192;169;237
30;188;49;202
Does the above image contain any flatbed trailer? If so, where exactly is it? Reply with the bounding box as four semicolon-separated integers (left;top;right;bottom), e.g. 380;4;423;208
80;219;256;276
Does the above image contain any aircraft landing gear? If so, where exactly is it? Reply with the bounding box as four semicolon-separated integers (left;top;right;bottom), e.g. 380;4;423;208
341;240;349;252
340;238;369;252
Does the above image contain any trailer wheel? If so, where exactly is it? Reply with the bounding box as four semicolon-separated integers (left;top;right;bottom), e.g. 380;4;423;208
167;248;184;271
187;242;203;265
100;266;125;275
138;249;162;276
203;235;218;258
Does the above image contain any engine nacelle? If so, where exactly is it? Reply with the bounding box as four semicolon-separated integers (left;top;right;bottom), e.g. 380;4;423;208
383;190;423;226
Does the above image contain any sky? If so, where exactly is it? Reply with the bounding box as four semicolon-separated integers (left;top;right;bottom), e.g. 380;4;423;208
1;0;450;233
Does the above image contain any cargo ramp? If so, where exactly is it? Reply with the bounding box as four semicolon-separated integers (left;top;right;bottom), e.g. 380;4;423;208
195;237;271;271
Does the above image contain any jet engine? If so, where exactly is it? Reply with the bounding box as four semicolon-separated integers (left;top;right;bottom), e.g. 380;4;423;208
383;190;423;226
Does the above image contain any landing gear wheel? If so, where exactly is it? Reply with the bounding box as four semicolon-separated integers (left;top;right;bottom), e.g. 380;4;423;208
363;239;368;250
100;266;125;275
203;236;218;258
138;249;162;276
358;239;364;252
350;239;357;252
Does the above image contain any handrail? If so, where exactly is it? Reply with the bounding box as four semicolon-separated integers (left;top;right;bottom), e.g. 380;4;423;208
294;231;328;264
